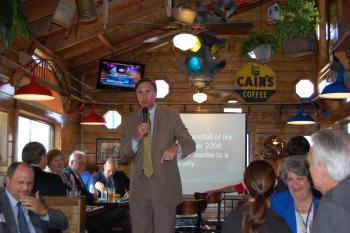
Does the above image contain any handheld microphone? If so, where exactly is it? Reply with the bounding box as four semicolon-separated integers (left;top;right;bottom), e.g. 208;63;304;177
142;107;148;137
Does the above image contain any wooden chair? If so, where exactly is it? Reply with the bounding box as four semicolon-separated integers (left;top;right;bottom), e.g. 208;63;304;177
194;192;224;232
175;199;206;233
43;196;86;233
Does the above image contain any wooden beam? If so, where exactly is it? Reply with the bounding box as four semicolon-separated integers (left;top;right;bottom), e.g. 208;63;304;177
22;0;59;23
69;29;169;67
97;34;114;51
40;0;166;52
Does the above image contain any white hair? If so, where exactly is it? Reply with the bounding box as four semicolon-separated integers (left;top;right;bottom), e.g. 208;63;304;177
311;128;350;182
69;150;86;163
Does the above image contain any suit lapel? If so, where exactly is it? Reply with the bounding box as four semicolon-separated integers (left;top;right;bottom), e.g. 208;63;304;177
152;107;163;148
29;211;45;233
0;190;20;233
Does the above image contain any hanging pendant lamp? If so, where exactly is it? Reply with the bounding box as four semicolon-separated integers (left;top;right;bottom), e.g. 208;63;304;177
13;75;55;101
287;104;315;125
319;67;350;99
80;101;106;125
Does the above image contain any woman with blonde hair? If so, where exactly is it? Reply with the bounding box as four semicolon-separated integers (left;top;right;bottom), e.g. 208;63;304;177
222;160;290;233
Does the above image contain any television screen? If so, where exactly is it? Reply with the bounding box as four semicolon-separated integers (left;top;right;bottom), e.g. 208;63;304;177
96;59;145;91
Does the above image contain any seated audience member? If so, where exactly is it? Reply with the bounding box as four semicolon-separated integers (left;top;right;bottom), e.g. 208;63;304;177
64;150;113;233
307;129;350;233
0;162;68;233
222;160;291;233
286;135;310;156
206;135;311;195
63;150;94;203
47;149;76;191
93;157;130;198
22;142;66;196
81;164;100;194
93;157;131;233
270;155;318;233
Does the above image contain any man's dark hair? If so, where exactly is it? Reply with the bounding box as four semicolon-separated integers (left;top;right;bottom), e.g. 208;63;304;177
287;135;310;156
135;79;157;92
22;141;46;164
7;162;33;178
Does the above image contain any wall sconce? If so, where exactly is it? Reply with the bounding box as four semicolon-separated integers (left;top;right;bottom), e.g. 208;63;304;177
79;100;106;125
287;103;315;125
193;92;207;103
173;33;197;51
13;74;55;101
319;66;350;99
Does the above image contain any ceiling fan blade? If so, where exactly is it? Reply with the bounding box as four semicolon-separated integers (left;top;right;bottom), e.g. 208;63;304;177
143;31;178;43
205;89;231;98
144;41;170;52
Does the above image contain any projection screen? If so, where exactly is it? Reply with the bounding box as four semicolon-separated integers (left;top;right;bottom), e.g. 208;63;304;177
179;113;247;195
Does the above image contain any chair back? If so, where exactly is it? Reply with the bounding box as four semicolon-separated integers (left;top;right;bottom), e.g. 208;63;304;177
175;199;206;233
43;196;86;233
177;199;206;215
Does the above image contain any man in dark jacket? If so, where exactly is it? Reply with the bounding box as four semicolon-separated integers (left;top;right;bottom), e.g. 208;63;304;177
93;157;131;233
93;157;130;197
21;142;66;196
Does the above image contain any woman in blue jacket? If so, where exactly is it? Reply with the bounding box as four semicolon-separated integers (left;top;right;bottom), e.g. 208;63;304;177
270;155;318;233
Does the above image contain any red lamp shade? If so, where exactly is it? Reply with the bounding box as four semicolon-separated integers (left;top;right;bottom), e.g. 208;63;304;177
13;75;54;101
81;111;106;125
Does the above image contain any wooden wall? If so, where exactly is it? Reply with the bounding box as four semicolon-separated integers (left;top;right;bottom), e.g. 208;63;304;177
2;0;350;176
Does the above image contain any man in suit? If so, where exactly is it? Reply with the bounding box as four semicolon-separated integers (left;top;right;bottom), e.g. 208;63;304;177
64;150;94;203
119;79;196;233
22;142;66;196
93;157;131;233
0;162;68;233
64;150;113;233
93;157;130;197
307;128;350;233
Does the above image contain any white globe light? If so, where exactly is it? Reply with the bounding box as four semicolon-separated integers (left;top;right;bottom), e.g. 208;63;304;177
193;92;207;103
173;33;197;51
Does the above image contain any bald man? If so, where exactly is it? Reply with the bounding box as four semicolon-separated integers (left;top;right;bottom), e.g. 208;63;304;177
93;157;130;198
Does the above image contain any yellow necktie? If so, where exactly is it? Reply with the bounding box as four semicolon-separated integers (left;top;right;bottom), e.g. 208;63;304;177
143;114;153;177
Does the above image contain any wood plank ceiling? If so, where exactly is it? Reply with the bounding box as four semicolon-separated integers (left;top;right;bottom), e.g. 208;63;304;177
22;0;285;106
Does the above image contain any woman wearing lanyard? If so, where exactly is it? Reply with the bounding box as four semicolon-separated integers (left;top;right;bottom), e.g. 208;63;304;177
270;155;319;233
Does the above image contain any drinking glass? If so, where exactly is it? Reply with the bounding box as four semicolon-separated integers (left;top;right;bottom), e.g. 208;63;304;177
108;187;115;202
101;189;108;202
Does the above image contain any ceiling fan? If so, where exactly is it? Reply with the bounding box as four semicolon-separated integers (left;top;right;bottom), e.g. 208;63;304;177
143;0;253;46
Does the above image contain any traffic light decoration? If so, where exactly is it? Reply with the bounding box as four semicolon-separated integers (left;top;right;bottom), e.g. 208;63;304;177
176;38;226;84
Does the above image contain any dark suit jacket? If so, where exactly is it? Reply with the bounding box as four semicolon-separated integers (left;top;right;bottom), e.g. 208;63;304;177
32;166;66;196
63;167;94;204
94;171;130;196
0;188;68;233
222;203;291;233
311;176;350;233
119;106;196;207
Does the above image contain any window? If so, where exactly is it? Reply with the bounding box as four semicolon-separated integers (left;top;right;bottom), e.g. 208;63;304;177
104;111;121;129
16;116;54;161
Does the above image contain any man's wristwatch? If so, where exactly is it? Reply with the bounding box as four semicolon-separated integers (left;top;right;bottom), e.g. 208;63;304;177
40;208;49;217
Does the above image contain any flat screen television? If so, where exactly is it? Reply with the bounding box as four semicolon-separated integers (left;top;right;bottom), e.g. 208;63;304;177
96;59;145;91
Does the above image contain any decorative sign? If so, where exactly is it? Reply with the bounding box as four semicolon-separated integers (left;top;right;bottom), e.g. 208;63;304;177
235;63;276;102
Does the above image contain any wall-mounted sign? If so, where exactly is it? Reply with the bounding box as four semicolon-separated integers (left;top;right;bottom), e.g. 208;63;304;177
235;63;276;102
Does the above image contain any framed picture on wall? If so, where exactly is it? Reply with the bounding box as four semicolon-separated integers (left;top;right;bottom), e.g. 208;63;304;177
96;138;125;164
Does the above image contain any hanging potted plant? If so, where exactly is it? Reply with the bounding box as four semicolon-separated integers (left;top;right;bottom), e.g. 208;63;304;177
276;0;319;57
0;0;29;49
239;30;280;63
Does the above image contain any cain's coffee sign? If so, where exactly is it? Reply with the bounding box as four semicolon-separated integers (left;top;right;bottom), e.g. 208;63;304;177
235;63;276;102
